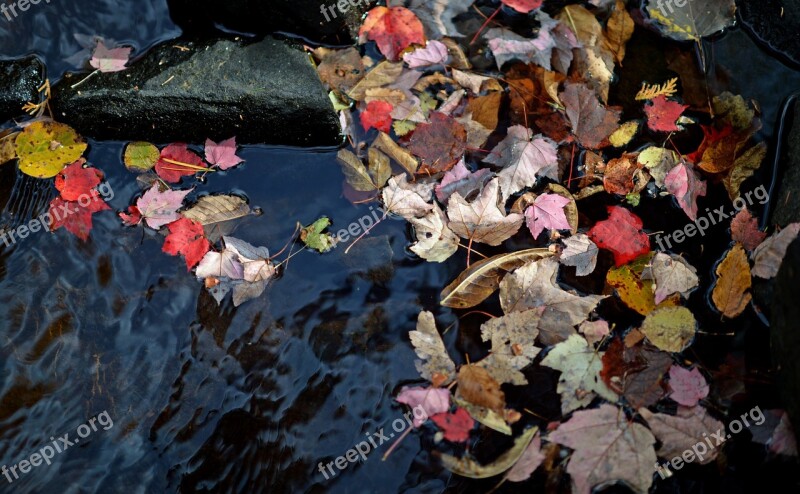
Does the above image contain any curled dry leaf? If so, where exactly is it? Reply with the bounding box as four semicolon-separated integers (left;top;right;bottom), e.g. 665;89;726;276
439;426;537;479
645;252;700;304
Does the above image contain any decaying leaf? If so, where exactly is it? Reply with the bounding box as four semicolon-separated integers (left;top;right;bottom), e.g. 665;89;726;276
645;252;699;304
559;234;599;276
711;243;752;317
751;223;800;279
640;406;724;465
182;194;251;242
645;0;737;42
410;311;456;385
123;141;160;172
440;427;537;479
300;217;335;253
447;179;524;246
640;306;697;352
457;364;506;413
479;310;542;386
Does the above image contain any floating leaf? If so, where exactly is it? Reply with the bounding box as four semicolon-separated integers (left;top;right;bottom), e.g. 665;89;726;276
182;194;251;242
440;427;537;479
410;311;456;386
640;306;697;353
711;244;752;317
15;121;88;178
645;0;737;42
123;142;160;172
300;217;335;253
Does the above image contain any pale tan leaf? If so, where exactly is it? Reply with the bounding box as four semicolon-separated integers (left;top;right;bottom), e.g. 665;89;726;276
409;204;459;262
447;178;524;246
182;194;251;242
639;407;724;465
752;223;800;278
409;311;456;385
440;427;537;479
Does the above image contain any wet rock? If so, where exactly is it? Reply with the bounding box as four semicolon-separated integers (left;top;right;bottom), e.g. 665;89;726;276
0;56;45;122
50;37;341;146
770;236;800;441
738;0;800;67
167;0;374;44
772;101;800;226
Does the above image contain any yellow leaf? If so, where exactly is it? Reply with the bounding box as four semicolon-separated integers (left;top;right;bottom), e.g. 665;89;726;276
640;306;697;353
609;121;640;147
14;121;87;179
711;244;752;318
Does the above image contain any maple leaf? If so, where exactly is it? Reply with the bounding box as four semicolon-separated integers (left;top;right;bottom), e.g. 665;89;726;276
204;137;243;170
752;223;800;279
588;206;650;267
524;193;571;239
396;386;450;427
600;337;671;408
382;174;434;220
155;143;207;183
664;162;706;221
560;82;620;149
49;191;110;241
407;112;466;174
486;27;555;70
500;258;605;327
360;100;394;133
559;234;599;276
478;310;542;386
402;40;449;68
162;217;211;270
119;205;142;226
409;204;459;263
640;406;724;465
484;125;558;202
409;311;456;386
548;404;656;494
644;95;688;132
542;334;618;413
359;6;425;61
406;0;473;38
446;178;524;246
731;208;767;251
134;185;192;230
501;0;543;13
431;408;474;443
54;159;103;201
504;432;545;482
434;159;493;204
667;365;709;407
645;252;699;304
89;41;131;73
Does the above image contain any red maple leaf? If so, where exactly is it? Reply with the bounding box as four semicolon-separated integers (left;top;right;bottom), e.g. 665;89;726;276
407;112;467;174
360;100;394;133
731;208;767;251
501;0;544;14
162;217;210;270
588;206;650;266
155;143;207;183
644;95;689;132
119;205;142;226
359;6;425;61
49;190;111;241
430;407;475;443
54;159;103;201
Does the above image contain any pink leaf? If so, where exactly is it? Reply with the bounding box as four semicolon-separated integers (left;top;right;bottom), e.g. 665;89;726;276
395;386;450;427
135;185;192;229
204;137;244;170
668;365;709;407
665;162;706;221
403;40;449;68
505;433;545;482
524;193;571;239
501;0;544;14
89;41;132;73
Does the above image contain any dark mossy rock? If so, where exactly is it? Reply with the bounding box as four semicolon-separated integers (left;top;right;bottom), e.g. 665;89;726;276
771;237;800;441
739;0;800;67
50;37;341;146
167;0;374;44
773;101;800;226
0;56;45;122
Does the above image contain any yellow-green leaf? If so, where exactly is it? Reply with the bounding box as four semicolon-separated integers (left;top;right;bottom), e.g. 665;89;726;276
15;121;87;178
640;306;697;353
123;141;159;172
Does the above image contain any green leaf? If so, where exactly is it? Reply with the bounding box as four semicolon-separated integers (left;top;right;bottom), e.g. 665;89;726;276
123;141;160;172
301;217;335;253
15;121;87;178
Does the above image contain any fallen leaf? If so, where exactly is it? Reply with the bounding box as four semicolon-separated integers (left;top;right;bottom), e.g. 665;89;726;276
504;432;545;482
640;306;697;352
542;334;618;413
162;217;211;270
223;236;274;283
500;258;605;326
638;146;679;187
486;27;555;70
724;142;767;201
609;121;640;148
54;159;103;201
548;404;656;494
360;100;394;133
407;0;473;38
49;191;110;241
484;126;559;202
372;131;419;175
560;82;621;149
440;248;553;308
578;319;609;345
300;217;335;253
123;141;160;172
640;406;724;465
524;193;571;239
752;223;800;278
434;159;493;204
447;178;524;246
665;162;707;221
181;194;251;242
644;95;689;132
603;153;646;196
600;337;671;408
359;6;426;61
731;208;767;251
403;39;449;68
560;234;599;276
410;311;457;385
409;204;459;262
134;184;192;229
15;121;87;178
89;41;131;72
347;61;404;101
155;143;207;183
382;174;434;220
645;0;736;41
457;364;506;413
712;244;752;317
440;427;537;478
603;0;635;64
588;206;651;267
204;137;243;170
316;47;365;93
396;386;450;427
607;253;680;315
479;310;542;386
195;249;243;280
646;252;699;304
668;365;709;407
407;112;466;173
501;0;543;13
431;408;474;442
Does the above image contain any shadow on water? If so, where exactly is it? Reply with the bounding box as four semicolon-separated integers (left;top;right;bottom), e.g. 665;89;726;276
1;1;800;493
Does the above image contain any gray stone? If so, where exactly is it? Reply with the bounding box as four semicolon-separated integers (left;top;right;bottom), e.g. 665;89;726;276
167;0;374;44
50;37;341;146
771;236;800;441
0;56;45;122
739;0;800;67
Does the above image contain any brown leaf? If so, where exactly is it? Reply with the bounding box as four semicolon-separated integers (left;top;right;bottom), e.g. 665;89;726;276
711;243;752;318
730;208;767;251
457;364;505;413
407;112;467;173
603;153;645;195
560;82;620;149
372;131;419;175
316;47;365;93
603;0;635;64
440;248;553;308
466;92;502;132
446;178;524;246
600;338;671;408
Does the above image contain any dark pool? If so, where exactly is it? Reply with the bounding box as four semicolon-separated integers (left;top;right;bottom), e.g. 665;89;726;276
1;1;800;493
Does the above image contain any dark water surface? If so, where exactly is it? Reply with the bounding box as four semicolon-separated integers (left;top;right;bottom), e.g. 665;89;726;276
1;1;799;494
